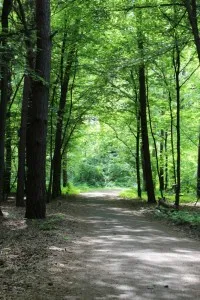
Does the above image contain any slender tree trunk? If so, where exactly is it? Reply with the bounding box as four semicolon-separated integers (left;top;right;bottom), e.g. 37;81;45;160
141;144;147;192
25;0;51;219
136;114;141;198
52;44;75;199
16;0;35;207
197;128;200;199
4;112;12;195
164;131;168;190
63;156;68;188
47;81;58;202
146;78;163;198
168;91;176;185
0;0;12;212
159;129;165;192
174;44;181;207
16;75;31;206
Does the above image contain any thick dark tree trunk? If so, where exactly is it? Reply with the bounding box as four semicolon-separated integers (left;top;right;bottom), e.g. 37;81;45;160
0;0;12;211
138;63;156;203
136;12;155;201
25;0;51;219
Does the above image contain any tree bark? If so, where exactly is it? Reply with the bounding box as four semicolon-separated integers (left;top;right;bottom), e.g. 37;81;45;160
174;44;181;207
16;75;31;206
197;128;200;199
184;0;200;61
0;0;12;212
164;131;168;190
159;129;165;192
25;0;51;219
16;0;35;207
63;157;68;188
136;114;141;198
139;64;156;203
52;41;75;199
4;112;12;195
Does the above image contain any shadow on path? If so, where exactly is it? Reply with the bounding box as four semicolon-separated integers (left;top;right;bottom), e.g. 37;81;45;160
47;191;200;300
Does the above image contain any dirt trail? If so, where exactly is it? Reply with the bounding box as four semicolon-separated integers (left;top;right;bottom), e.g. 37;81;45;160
1;190;200;299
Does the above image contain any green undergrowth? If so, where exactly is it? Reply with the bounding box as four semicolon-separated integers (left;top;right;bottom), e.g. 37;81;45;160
120;188;197;205
62;183;80;195
155;207;200;227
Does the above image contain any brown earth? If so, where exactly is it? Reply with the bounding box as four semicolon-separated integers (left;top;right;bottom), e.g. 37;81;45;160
0;190;200;299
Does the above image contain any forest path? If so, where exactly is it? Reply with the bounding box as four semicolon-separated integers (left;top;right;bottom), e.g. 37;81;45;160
1;190;200;299
48;190;200;300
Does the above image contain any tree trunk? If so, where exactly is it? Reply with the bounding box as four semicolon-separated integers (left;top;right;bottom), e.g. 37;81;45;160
16;0;35;207
4;112;12;195
147;85;163;199
136;114;141;198
159;129;165;192
16;75;31;206
63;154;68;188
168;91;176;185
164;131;168;190
141;144;147;192
184;1;200;201
0;0;12;210
197;128;200;199
47;80;58;203
52;42;75;199
25;0;51;219
138;62;156;203
174;44;181;207
184;0;200;61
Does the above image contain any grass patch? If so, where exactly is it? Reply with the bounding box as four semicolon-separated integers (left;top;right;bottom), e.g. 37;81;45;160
155;207;200;226
120;188;197;205
120;188;140;199
62;183;80;195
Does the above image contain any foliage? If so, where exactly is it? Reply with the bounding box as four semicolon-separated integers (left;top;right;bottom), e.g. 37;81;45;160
61;183;80;195
155;207;200;227
120;188;197;204
120;188;140;199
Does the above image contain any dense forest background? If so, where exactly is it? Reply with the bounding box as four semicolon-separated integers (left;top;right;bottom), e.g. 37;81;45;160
0;0;200;218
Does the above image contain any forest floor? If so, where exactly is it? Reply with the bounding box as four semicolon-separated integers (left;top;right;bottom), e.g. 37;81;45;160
0;190;200;300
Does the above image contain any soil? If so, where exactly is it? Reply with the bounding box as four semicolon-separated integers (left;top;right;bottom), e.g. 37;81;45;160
0;190;200;300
